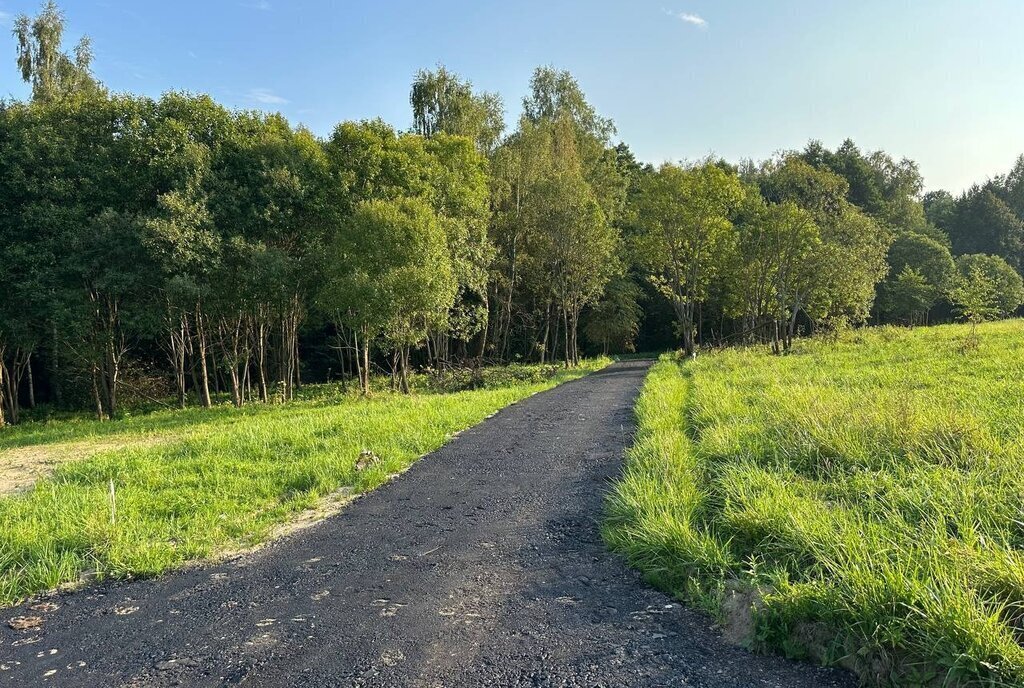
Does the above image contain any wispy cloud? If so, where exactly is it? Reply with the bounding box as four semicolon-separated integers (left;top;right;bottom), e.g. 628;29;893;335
247;88;288;105
241;0;271;10
664;9;708;28
0;10;13;25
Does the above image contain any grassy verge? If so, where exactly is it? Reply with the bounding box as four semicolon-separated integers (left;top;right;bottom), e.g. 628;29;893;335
0;359;607;605
605;321;1024;686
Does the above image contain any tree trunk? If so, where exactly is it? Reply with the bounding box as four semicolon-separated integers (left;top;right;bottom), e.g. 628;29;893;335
195;306;212;408
786;303;800;352
574;308;583;365
0;354;5;429
91;364;105;421
400;346;411;394
254;308;270;403
229;365;243;408
26;353;35;409
49;323;63;407
358;327;371;396
104;339;119;418
4;349;31;425
539;305;551;365
476;293;489;361
562;308;570;368
0;351;7;428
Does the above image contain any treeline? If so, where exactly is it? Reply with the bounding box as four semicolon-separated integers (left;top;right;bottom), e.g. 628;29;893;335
1;2;1022;425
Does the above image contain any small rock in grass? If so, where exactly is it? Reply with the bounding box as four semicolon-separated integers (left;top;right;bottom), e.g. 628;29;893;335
355;449;380;471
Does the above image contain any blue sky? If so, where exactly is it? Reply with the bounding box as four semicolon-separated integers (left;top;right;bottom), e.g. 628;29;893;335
1;0;1022;192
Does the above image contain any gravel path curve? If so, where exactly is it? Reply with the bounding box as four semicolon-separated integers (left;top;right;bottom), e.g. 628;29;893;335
1;361;853;687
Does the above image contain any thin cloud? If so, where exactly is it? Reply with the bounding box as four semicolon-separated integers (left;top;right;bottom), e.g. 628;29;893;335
247;88;288;105
664;9;708;28
241;0;271;10
0;11;12;25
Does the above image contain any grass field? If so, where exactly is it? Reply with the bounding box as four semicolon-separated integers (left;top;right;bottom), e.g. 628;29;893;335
605;321;1024;686
0;360;607;606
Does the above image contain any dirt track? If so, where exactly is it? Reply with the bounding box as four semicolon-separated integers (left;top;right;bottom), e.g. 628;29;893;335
0;361;852;687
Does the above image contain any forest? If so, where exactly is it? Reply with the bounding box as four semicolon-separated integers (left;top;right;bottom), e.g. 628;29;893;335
3;2;1024;426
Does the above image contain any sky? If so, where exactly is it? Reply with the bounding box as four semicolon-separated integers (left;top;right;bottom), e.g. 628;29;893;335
1;0;1022;193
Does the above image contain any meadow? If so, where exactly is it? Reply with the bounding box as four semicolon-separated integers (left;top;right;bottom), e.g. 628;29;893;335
0;360;607;606
605;321;1024;686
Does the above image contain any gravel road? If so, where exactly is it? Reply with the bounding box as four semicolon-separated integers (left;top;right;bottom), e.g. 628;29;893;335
1;360;853;687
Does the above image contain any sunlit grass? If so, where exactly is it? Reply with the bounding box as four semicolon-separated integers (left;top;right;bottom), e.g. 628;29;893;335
0;359;608;605
605;321;1024;686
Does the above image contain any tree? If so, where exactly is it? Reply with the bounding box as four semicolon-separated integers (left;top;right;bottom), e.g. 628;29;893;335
487;70;625;363
522;67;614;143
410;65;505;154
322;198;456;393
527;171;617;366
877;232;956;323
954;254;1024;317
948;187;1024;271
758;156;849;222
0;102;53;424
807;207;891;328
923;190;956;232
521;67;626;223
949;265;1001;338
995;155;1024;221
210;113;333;403
881;267;936;325
14;1;101;103
421;134;494;364
143;93;231;408
760;201;820;352
322;120;491;372
801;139;926;232
635;162;744;356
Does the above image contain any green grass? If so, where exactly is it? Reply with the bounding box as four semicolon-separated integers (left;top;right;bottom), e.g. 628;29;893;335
605;321;1024;687
0;359;607;606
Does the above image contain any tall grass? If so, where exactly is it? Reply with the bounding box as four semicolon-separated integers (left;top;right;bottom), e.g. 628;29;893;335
0;360;607;605
605;321;1024;686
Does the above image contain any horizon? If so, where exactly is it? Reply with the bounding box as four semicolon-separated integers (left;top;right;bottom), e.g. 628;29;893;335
2;0;1022;193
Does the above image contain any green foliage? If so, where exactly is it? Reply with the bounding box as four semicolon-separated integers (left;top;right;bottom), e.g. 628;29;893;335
410;64;505;154
606;322;1024;685
635;162;744;355
730;158;891;349
359;198;456;349
949;256;1023;337
488;74;626;364
877;232;956;322
13;1;102;103
948;187;1024;272
954;254;1024;317
923;190;956;232
879;266;935;324
801;139;926;231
